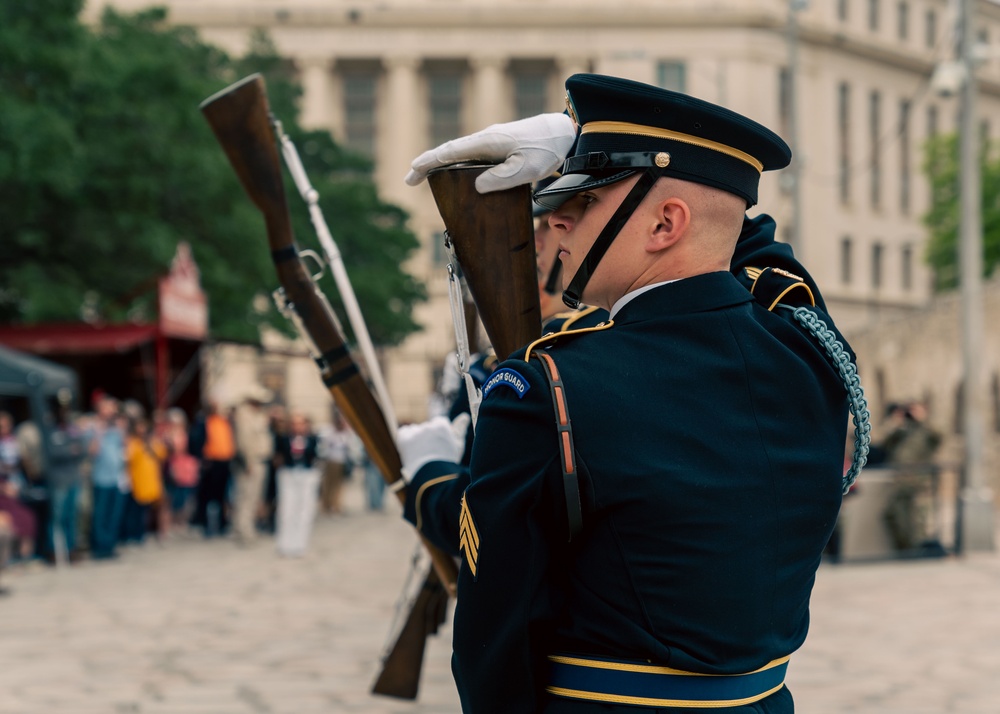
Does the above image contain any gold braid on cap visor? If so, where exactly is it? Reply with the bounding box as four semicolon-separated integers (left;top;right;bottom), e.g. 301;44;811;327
580;121;764;173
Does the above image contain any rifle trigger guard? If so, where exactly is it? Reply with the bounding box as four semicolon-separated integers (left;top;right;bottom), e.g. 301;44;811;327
298;249;326;282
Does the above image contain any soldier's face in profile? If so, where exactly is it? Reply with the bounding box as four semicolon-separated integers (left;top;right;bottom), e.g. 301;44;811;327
535;214;565;319
547;174;645;308
535;216;559;281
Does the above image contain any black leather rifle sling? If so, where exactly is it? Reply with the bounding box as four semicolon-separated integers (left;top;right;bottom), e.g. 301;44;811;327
532;351;584;542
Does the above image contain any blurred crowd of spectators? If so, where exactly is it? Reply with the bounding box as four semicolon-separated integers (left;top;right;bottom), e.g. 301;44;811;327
0;389;383;596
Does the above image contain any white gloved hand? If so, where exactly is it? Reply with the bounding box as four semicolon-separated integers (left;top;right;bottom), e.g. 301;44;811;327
397;413;472;482
405;113;577;194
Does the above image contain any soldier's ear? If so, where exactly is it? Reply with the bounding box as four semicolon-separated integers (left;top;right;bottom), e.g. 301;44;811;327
646;196;690;254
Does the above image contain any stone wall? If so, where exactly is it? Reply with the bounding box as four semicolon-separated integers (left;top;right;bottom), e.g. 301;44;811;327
844;272;1000;494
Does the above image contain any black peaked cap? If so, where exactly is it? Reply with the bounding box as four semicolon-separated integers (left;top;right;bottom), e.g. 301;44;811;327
535;74;791;208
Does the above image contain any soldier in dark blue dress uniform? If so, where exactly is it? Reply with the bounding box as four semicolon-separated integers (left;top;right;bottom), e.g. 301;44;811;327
400;74;856;713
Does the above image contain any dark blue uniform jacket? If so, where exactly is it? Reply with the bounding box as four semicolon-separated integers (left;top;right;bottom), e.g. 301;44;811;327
404;214;850;713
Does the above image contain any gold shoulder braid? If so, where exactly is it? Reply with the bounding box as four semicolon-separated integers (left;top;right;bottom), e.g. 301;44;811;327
744;266;815;312
559;305;602;331
525;319;614;361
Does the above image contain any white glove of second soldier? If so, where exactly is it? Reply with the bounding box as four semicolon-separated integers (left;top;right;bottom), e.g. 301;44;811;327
397;413;472;482
405;113;577;194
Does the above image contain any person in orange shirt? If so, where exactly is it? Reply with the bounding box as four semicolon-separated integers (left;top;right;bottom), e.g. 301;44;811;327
121;417;167;544
190;400;236;538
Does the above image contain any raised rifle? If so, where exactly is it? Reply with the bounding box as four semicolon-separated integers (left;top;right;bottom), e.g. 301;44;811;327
427;164;541;361
372;165;543;697
199;75;459;696
424;164;540;428
272;118;397;434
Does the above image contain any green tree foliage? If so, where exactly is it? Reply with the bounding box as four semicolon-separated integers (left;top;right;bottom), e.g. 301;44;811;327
923;134;1000;291
0;2;424;345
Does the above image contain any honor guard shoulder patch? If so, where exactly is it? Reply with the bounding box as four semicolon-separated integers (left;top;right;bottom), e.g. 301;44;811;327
459;494;480;579
482;367;530;399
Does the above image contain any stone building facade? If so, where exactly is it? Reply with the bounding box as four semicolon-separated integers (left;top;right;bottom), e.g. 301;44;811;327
84;0;1000;423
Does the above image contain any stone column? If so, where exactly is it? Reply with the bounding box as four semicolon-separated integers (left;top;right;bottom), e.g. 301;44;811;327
379;56;422;207
298;57;334;131
380;56;443;423
470;56;508;129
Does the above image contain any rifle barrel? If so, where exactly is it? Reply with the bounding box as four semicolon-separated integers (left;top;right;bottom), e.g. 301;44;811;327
200;74;458;596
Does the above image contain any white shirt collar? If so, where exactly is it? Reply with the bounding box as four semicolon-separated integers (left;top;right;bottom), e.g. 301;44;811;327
609;280;680;320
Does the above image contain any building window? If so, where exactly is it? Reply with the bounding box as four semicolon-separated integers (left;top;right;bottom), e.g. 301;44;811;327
872;241;884;289
511;63;550;119
897;1;909;40
901;243;913;290
841;236;853;284
778;67;791;138
954;381;964;434
925;9;937;48
870;90;881;209
978;28;989;47
426;64;465;148
838;82;851;204
341;65;379;158
656;61;686;93
868;0;879;31
900;99;911;213
838;0;849;22
874;367;887;420
927;104;942;177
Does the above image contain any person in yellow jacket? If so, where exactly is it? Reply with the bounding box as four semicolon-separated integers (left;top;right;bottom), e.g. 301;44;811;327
122;417;166;544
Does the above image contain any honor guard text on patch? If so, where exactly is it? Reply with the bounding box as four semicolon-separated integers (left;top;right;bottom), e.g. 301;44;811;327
482;368;531;399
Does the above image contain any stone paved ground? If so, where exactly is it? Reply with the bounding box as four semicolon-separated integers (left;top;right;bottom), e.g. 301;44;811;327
1;478;999;713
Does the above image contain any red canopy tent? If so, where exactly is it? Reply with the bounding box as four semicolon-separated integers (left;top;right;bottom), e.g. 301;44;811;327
0;243;207;414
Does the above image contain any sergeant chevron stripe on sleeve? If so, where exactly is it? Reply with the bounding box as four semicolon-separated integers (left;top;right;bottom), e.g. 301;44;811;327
459;494;480;578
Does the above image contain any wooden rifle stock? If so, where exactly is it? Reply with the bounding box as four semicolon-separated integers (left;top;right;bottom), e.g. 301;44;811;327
427;165;541;359
371;566;449;700
199;74;458;599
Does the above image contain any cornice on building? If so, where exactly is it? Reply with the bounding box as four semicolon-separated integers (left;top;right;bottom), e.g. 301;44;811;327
84;1;1000;96
86;2;786;30
799;26;1000;98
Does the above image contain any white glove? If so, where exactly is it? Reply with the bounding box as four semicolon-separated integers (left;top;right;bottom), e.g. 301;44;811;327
405;113;577;194
397;413;472;482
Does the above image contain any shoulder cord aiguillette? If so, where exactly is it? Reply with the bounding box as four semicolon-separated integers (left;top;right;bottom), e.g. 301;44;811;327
779;305;871;494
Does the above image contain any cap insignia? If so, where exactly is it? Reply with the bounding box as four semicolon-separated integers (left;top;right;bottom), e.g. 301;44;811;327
564;92;580;126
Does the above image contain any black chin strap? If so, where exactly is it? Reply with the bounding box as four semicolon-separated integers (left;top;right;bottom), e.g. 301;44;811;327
562;169;662;309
